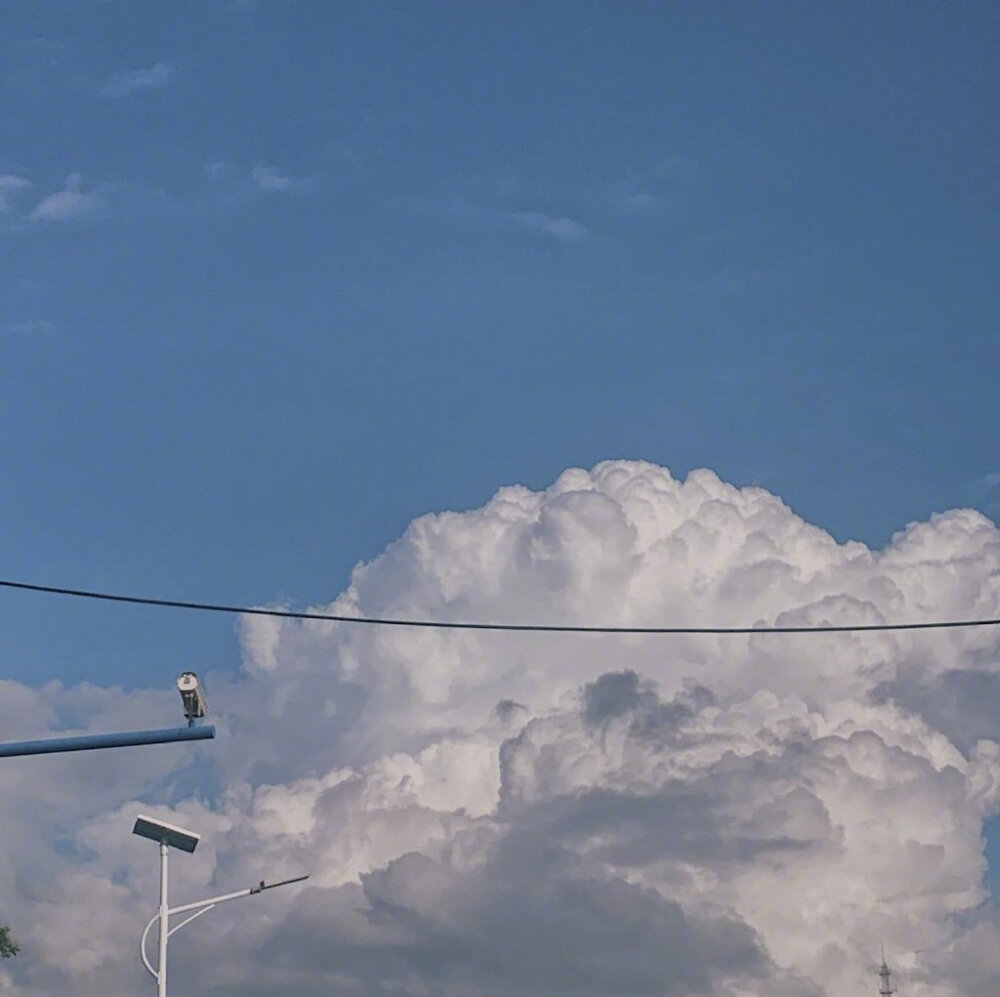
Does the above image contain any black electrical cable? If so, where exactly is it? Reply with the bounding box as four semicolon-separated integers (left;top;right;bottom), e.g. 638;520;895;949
1;579;998;634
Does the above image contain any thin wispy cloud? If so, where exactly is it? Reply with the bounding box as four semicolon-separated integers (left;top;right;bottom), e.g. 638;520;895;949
969;471;1000;514
6;320;56;336
513;209;588;241
251;164;297;192
613;191;662;215
205;161;310;202
98;62;174;98
0;174;31;212
435;197;589;242
30;174;106;222
610;156;700;219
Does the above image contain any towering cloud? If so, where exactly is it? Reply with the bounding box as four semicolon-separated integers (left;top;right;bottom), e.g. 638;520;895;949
2;462;999;994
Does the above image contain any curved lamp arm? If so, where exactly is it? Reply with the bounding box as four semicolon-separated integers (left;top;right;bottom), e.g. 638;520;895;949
140;915;158;980
168;903;216;938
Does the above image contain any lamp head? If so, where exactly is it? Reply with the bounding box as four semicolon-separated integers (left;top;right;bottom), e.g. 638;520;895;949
132;814;200;853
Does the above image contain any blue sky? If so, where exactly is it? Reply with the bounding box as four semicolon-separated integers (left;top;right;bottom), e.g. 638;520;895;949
2;0;1000;954
3;2;997;691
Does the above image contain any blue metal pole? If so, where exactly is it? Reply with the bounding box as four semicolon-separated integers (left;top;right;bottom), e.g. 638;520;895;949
0;725;215;758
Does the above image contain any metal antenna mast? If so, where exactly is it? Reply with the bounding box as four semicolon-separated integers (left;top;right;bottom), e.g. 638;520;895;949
877;944;897;995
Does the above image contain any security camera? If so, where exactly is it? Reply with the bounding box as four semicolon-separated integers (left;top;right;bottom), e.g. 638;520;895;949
177;672;208;726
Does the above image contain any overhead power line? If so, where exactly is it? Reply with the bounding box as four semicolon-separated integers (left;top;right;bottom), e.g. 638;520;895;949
1;578;999;635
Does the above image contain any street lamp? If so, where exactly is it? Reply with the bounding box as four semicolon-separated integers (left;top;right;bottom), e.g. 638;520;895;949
132;813;308;997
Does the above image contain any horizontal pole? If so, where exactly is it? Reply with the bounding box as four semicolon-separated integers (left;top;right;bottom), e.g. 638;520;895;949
169;888;252;918
170;874;310;917
0;725;215;758
251;874;310;894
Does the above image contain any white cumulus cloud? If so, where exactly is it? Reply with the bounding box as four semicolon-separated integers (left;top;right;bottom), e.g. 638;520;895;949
1;461;999;995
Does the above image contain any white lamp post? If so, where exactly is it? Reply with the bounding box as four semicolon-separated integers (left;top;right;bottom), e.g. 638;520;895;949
132;813;308;996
